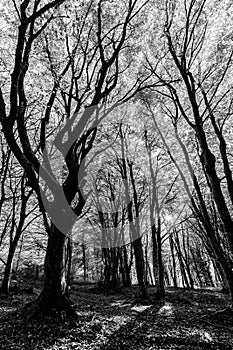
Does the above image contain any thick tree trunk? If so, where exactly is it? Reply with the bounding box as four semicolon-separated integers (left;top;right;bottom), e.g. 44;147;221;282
37;224;75;316
133;237;147;298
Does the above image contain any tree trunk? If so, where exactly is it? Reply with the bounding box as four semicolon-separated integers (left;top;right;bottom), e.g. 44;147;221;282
65;238;72;292
37;224;75;316
191;248;203;288
151;224;159;287
214;261;229;292
175;232;190;289
121;245;131;287
169;234;178;288
1;226;23;294
182;232;194;290
147;261;154;285
157;219;165;296
82;244;87;282
133;237;147;297
1;244;16;294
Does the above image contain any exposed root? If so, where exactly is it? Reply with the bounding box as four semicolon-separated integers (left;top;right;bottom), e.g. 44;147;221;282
21;292;78;322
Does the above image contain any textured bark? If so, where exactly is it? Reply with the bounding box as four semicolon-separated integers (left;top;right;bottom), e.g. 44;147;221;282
38;223;68;311
0;0;150;317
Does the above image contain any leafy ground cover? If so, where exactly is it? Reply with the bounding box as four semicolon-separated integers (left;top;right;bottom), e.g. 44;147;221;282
0;285;233;349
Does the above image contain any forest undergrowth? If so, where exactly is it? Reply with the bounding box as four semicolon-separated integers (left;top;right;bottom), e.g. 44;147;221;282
0;285;233;350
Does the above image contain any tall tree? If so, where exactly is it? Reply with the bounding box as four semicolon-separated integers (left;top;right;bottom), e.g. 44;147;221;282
145;0;233;302
0;0;149;315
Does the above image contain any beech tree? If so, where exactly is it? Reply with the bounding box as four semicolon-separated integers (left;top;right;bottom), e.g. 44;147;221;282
0;0;150;315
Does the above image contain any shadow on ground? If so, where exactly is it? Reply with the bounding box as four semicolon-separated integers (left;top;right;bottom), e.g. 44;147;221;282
0;286;233;349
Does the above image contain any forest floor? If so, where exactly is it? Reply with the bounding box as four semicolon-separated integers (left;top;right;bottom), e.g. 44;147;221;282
0;284;233;349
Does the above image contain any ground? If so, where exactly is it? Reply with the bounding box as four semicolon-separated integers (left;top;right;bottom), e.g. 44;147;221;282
0;284;233;349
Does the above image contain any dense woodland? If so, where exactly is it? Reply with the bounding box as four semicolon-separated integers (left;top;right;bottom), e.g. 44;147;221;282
1;0;233;348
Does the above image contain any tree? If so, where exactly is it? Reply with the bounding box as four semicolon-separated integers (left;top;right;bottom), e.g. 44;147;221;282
145;0;233;302
117;124;148;297
0;0;150;315
0;134;40;294
0;172;35;294
144;126;179;296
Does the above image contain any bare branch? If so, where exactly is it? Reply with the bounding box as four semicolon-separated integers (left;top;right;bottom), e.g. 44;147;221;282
11;0;21;20
28;0;66;23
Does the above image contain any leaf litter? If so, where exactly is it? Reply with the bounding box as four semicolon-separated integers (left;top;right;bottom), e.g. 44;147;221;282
0;286;233;349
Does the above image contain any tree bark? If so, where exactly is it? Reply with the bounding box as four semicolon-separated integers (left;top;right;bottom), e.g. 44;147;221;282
1;245;16;294
133;237;147;297
169;234;178;288
151;224;159;287
82;244;87;282
37;224;75;315
156;218;165;296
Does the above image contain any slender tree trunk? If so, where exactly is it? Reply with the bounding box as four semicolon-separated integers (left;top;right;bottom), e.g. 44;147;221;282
147;261;154;285
191;248;203;288
111;247;119;287
1;244;17;294
182;232;194;290
82;244;87;282
65;238;72;291
175;232;190;289
157;218;165;296
164;267;170;286
145;233;149;286
122;245;132;286
103;248;110;285
151;224;159;287
1;177;30;294
170;234;178;288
